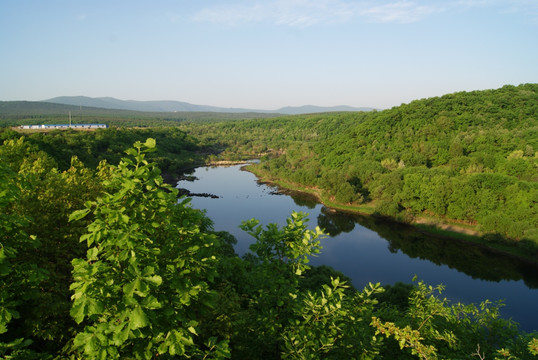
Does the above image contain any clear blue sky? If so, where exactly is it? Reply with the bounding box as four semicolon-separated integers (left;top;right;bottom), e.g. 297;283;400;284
1;0;537;110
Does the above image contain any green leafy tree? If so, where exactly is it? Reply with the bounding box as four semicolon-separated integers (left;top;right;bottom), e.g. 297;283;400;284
180;84;538;245
241;212;324;279
228;212;323;358
0;163;46;358
0;137;104;353
282;279;384;359
68;139;229;359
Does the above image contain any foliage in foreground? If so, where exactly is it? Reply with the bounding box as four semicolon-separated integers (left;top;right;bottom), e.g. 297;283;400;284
0;138;536;359
67;139;229;358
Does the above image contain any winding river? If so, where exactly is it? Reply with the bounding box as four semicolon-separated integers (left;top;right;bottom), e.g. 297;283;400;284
177;164;538;332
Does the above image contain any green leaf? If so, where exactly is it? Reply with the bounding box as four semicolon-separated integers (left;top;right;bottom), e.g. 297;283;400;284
130;306;148;329
0;308;13;334
123;278;148;297
145;138;156;149
87;247;99;261
125;148;138;157
142;295;162;310
112;321;130;345
69;208;91;222
88;298;104;316
71;297;87;324
144;275;163;286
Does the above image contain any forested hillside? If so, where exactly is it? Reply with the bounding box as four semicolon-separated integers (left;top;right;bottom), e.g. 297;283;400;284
182;84;538;246
1;131;536;359
0;127;206;179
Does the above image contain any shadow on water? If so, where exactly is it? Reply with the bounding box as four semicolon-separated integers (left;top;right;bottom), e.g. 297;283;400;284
282;188;538;289
338;210;538;289
277;186;318;209
317;207;356;237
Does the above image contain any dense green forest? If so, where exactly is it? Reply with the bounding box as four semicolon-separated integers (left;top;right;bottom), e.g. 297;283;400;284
1;84;537;358
179;84;538;250
1;129;537;359
0;127;208;181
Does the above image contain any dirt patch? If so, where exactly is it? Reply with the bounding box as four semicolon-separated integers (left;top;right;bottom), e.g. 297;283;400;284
414;217;481;236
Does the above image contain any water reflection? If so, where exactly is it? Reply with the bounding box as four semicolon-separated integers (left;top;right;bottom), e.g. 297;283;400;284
283;186;538;289
284;189;538;289
286;191;357;236
282;189;318;209
317;207;356;236
336;212;538;289
177;165;538;331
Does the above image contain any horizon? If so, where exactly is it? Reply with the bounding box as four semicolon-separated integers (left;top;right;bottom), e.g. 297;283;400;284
4;82;534;113
1;1;537;109
42;95;375;111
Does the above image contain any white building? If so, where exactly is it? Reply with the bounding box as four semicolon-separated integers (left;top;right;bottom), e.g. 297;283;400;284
20;124;108;129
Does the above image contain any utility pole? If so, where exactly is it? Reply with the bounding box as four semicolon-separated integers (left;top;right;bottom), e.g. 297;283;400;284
69;111;72;127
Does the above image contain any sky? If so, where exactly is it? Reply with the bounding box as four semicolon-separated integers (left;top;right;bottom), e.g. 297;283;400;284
1;0;537;110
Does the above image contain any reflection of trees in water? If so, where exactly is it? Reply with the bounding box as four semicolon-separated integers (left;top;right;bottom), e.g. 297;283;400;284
287;190;318;209
331;211;538;289
316;207;355;236
276;183;537;288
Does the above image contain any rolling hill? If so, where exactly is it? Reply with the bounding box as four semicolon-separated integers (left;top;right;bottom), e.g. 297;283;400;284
44;96;374;114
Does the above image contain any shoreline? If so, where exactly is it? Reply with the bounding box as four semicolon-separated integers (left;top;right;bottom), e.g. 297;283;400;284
206;160;252;166
243;164;537;265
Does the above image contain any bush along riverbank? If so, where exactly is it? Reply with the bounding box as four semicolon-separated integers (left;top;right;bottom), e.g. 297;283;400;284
245;163;538;264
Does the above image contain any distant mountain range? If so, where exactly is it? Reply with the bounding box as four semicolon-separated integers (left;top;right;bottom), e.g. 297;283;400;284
44;96;374;115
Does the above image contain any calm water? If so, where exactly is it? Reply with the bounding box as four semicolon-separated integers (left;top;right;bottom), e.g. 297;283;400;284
177;165;538;331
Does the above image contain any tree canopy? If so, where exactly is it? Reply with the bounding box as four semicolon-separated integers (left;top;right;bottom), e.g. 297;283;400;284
1;84;537;358
0;134;537;359
180;84;538;246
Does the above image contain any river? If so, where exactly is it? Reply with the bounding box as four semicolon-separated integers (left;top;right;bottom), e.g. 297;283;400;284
176;164;538;332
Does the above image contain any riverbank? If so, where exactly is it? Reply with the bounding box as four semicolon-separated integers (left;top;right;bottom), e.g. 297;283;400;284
244;165;538;264
206;160;251;166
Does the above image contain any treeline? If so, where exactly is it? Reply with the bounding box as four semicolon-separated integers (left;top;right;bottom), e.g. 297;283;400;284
180;84;538;246
0;127;206;179
1;136;536;358
0;101;280;127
